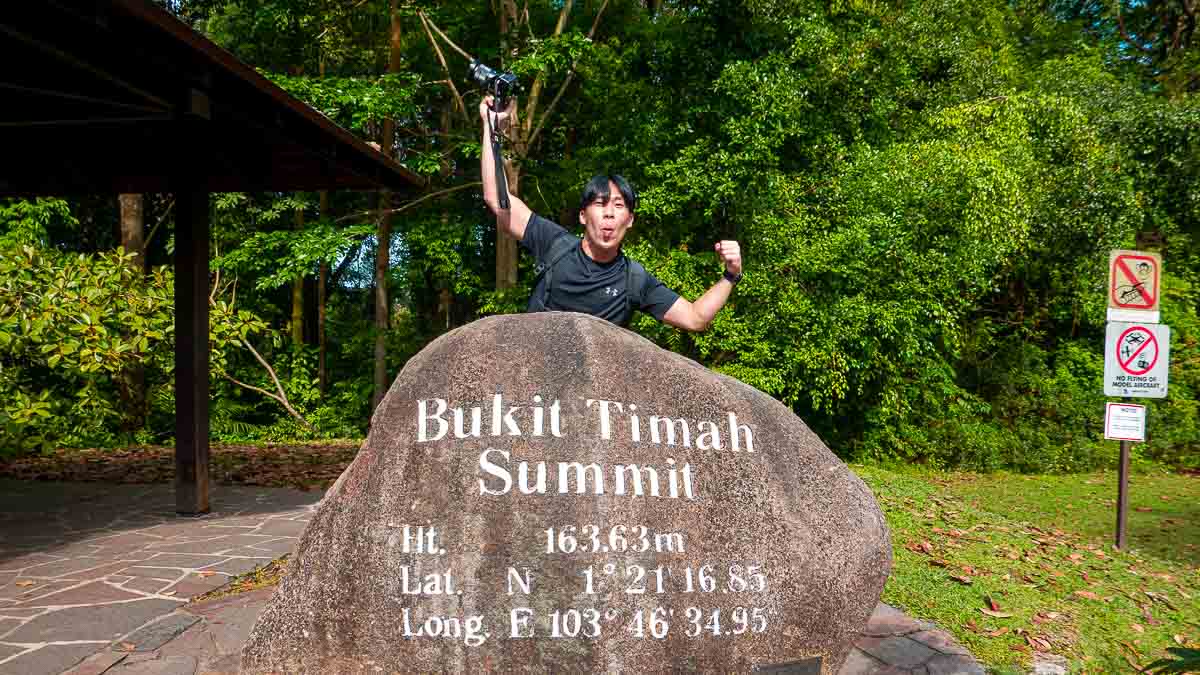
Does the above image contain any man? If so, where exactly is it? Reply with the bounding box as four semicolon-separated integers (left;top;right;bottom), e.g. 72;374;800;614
480;96;742;332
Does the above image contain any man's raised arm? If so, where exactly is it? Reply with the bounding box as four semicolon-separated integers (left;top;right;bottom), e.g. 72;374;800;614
662;240;744;332
479;96;532;241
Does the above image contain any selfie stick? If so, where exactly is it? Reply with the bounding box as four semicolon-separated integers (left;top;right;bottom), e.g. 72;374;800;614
487;109;510;210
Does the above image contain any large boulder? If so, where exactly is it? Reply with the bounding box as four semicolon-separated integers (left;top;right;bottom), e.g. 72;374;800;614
241;313;890;674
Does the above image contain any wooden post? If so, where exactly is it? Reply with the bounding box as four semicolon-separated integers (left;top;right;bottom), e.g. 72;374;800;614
175;190;211;515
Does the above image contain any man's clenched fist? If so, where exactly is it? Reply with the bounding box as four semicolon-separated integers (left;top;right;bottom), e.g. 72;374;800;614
715;240;742;276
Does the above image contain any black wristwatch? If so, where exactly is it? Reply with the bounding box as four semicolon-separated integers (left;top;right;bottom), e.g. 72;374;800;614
723;269;742;285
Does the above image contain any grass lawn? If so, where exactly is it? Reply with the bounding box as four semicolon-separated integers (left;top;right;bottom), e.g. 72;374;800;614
3;444;1196;671
855;464;1200;673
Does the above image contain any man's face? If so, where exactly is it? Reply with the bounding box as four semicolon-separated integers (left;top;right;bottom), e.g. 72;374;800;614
579;181;634;258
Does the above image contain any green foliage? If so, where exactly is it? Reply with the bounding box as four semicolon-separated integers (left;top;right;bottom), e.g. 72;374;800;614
0;245;174;450
7;0;1199;476
0;199;75;248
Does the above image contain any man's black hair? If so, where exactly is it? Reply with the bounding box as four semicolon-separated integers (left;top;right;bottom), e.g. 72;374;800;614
579;174;638;214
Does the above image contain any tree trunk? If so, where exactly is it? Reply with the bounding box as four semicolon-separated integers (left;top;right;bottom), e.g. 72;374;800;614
291;206;305;345
120;194;145;271
118;193;146;432
317;56;329;397
318;190;329;397
373;1;402;412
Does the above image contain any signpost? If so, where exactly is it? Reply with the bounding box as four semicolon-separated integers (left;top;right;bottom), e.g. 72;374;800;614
1103;249;1168;551
1103;322;1170;398
1108;249;1161;323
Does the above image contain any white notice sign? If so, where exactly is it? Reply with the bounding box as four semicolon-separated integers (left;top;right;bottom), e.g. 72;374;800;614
1104;402;1146;441
1104;322;1170;398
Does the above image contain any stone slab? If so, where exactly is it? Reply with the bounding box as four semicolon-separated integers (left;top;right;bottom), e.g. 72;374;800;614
64;651;129;675
0;607;48;618
118;567;183;581
1;579;77;602
83;533;165;549
926;653;986;675
863;603;926;637
6;599;184;642
13;580;143;608
0;642;102;675
0;618;21;638
837;649;894;674
107;654;198;675
123;577;174;594
198;557;273;577
146;536;275;555
252;519;306;537
0;553;61;572
21;556;111;578
121;612;201;652
857;636;939;670
162;574;229;599
0;642;27;661
135;554;230;570
911;629;972;657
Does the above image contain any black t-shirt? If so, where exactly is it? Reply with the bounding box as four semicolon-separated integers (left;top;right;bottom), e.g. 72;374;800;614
520;213;680;326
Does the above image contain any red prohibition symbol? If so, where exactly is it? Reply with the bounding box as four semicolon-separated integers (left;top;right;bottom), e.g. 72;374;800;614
1116;326;1158;376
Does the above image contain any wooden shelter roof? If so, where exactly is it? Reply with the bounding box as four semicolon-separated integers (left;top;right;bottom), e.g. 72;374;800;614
0;0;423;195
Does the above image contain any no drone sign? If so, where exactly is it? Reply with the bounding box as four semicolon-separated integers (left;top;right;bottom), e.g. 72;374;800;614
1103;322;1170;398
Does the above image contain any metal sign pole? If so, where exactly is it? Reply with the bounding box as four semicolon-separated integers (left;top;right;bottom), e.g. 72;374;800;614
1115;435;1130;550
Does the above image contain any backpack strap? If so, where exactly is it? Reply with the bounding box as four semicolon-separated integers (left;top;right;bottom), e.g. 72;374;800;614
528;233;580;312
623;257;648;325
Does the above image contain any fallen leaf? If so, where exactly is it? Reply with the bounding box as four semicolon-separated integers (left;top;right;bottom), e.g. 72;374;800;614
1027;635;1053;651
1135;507;1153;512
981;608;1013;618
1175;635;1187;645
162;590;177;596
988;627;1010;637
928;558;951;568
920;540;934;554
1131;623;1144;633
1074;590;1100;600
15;580;35;587
950;574;973;585
197;571;216;578
1068;553;1084;561
119;642;136;652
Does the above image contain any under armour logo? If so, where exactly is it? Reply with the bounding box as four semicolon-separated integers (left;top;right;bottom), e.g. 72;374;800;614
604;287;621;297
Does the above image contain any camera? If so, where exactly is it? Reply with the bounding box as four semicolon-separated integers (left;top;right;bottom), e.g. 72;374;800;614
468;60;520;112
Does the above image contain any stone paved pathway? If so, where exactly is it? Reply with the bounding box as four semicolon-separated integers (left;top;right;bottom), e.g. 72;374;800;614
0;480;321;675
1;480;984;674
